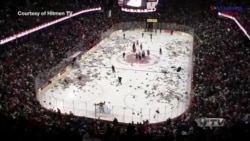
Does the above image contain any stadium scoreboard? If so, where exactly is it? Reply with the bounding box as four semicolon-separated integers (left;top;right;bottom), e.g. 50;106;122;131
118;0;159;13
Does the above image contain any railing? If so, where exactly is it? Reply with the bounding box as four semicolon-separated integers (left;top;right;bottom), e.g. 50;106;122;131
37;94;191;123
35;22;195;123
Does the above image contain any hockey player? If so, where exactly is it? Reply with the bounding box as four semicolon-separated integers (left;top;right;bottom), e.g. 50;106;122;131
142;50;145;58
147;49;150;56
118;76;122;85
112;65;115;73
133;46;136;52
138;53;142;60
123;52;125;58
170;30;174;35
159;48;162;55
142;32;144;37
132;42;136;52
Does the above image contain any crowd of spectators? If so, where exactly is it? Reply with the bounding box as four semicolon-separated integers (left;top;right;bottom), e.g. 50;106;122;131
0;0;101;38
0;0;249;141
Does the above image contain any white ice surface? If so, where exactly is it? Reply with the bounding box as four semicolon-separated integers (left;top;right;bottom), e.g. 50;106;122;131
37;30;193;124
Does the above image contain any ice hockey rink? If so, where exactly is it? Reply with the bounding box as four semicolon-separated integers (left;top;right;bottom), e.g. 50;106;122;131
37;30;194;124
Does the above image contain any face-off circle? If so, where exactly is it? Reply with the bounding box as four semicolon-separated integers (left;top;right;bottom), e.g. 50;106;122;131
116;52;160;66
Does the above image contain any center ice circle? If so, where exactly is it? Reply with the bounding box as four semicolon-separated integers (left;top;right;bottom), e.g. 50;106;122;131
116;53;160;66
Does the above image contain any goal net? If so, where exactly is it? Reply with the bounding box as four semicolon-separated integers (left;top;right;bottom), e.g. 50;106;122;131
95;105;112;118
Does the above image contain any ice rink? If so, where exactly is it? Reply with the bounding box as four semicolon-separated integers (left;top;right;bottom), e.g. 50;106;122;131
37;30;194;123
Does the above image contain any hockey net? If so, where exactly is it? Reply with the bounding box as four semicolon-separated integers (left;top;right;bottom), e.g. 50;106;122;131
94;103;112;118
